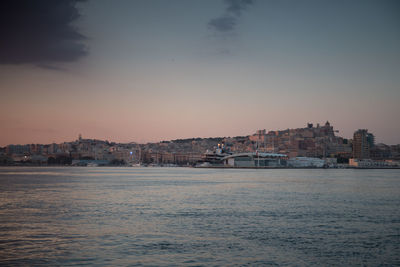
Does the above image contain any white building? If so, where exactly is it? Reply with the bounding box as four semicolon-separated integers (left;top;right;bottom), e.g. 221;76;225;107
287;157;325;168
349;158;399;168
221;152;287;167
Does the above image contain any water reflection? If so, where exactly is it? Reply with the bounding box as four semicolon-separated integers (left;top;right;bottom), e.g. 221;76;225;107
0;167;399;265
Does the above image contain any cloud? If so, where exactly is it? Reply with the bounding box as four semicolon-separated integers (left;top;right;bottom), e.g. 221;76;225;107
0;0;88;66
225;0;254;16
209;16;237;32
208;0;254;33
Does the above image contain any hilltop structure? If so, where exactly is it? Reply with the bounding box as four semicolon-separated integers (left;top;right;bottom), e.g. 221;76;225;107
248;121;351;159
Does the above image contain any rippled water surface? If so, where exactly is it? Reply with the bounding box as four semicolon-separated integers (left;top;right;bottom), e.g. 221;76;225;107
0;167;399;266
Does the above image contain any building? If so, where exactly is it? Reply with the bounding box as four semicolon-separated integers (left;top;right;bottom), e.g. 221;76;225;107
221;152;287;167
287;157;325;168
353;129;374;159
250;121;350;158
349;158;399;168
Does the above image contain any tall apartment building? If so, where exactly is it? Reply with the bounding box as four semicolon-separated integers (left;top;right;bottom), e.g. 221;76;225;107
353;129;374;159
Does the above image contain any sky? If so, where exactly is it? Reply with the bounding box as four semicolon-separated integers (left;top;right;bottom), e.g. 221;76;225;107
1;0;399;146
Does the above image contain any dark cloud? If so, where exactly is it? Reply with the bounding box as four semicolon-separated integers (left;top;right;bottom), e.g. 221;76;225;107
209;16;237;32
0;0;88;66
208;0;254;32
226;0;254;16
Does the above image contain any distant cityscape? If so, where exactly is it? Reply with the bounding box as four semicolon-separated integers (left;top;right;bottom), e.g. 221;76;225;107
1;121;399;168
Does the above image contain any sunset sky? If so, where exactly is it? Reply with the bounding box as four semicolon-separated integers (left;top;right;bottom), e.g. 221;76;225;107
1;0;399;146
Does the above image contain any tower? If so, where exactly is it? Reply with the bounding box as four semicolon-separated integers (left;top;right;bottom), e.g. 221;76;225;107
353;129;373;159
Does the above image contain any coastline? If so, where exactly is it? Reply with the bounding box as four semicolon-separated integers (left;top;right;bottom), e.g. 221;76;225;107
1;164;399;170
194;166;400;170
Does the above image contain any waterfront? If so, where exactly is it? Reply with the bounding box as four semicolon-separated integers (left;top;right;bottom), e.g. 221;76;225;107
0;167;399;266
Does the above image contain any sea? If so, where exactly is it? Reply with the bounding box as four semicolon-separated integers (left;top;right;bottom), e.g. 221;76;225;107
0;167;399;266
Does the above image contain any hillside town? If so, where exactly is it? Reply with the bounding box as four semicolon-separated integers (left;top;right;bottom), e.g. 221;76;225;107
1;122;399;168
